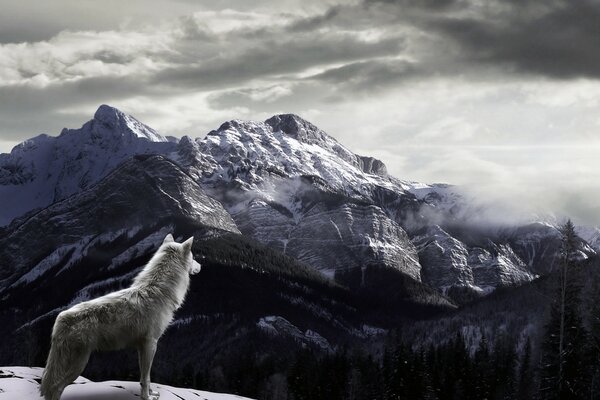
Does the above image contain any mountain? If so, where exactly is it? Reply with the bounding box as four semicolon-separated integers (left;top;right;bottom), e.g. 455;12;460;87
412;225;536;298
0;367;253;399
2;105;599;398
171;112;596;296
1;105;595;299
174;115;423;282
0;105;176;227
0;154;238;291
0;142;452;396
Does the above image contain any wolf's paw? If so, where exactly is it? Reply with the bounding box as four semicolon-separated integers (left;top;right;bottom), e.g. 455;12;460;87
141;388;160;400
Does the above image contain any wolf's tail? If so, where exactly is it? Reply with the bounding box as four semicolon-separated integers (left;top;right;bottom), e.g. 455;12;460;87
40;314;90;400
40;336;69;400
40;337;74;400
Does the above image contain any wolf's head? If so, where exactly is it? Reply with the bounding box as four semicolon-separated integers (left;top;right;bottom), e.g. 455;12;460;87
163;233;202;275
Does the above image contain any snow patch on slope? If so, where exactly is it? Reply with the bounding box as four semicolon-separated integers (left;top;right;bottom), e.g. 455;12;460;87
257;315;332;352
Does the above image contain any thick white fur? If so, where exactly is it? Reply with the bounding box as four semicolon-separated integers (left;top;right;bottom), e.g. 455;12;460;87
40;234;201;400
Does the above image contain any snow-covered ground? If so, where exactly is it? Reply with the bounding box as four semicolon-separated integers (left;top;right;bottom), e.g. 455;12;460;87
0;367;253;400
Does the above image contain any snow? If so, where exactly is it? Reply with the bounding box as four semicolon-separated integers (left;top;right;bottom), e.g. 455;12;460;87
108;228;171;270
9;244;78;288
0;367;253;400
196;118;407;201
67;270;138;307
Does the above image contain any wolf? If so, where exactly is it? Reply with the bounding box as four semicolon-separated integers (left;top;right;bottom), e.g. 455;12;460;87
40;233;201;400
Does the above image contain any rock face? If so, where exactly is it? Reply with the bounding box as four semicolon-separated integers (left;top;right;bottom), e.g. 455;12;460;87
412;225;538;297
0;367;254;400
233;194;421;280
469;242;535;291
413;226;473;292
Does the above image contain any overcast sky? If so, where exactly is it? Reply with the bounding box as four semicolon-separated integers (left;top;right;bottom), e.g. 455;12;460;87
1;0;599;224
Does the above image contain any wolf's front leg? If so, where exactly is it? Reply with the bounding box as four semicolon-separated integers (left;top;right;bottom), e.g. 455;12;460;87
138;338;159;400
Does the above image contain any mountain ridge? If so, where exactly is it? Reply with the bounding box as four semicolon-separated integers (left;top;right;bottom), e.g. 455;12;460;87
0;105;596;297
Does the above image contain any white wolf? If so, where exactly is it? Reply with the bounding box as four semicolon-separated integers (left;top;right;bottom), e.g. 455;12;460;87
40;233;201;400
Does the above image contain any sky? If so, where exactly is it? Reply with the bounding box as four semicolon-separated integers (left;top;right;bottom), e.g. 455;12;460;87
0;0;599;224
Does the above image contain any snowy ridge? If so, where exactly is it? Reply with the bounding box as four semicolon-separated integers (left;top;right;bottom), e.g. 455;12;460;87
0;155;239;293
189;115;407;198
92;104;168;142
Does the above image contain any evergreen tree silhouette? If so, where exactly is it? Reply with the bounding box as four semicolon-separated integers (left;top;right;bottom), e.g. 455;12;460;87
539;220;588;399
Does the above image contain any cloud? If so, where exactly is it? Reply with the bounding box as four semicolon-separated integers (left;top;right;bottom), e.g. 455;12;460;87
390;144;600;225
0;0;598;225
367;0;600;79
150;34;405;90
0;4;411;143
306;58;418;92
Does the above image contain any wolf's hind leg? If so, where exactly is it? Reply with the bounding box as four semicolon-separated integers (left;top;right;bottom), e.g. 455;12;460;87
138;338;159;400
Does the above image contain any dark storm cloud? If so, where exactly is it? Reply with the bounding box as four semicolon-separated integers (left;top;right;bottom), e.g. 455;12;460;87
206;58;418;110
434;2;600;78
2;0;598;144
152;34;406;89
364;0;461;10
360;0;600;79
286;5;342;32
307;59;419;92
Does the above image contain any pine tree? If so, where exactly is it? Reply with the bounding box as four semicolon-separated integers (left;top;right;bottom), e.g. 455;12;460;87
489;335;516;400
587;265;600;400
473;332;491;399
516;339;532;400
539;219;588;399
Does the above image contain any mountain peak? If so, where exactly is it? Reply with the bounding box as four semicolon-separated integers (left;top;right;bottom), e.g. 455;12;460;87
94;103;123;121
265;114;328;145
91;104;167;142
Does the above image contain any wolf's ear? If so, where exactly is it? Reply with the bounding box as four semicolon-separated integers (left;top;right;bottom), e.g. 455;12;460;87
163;233;174;244
182;237;194;253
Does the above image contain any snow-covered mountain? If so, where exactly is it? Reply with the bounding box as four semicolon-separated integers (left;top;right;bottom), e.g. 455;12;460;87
0;367;253;400
0;105;176;226
171;115;425;280
0;105;595;298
